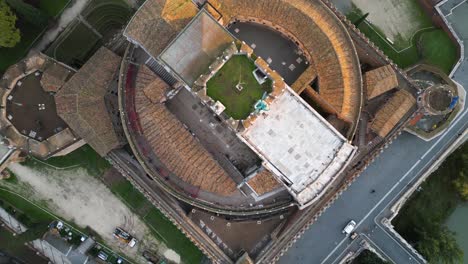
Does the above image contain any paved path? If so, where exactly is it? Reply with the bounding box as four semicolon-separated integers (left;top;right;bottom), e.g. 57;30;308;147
279;1;468;263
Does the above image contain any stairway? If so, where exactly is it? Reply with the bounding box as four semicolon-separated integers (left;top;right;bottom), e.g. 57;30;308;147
145;58;178;86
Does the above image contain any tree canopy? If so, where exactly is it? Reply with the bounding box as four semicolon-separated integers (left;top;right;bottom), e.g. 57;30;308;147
0;0;20;48
417;224;464;264
453;153;468;200
5;0;48;28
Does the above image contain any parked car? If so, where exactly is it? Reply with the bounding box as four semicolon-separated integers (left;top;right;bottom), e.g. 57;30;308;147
342;220;356;234
97;251;108;261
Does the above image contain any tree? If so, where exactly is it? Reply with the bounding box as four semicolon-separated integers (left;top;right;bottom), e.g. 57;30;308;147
353;13;369;27
453;153;468;200
416;225;463;264
5;0;47;28
0;0;20;48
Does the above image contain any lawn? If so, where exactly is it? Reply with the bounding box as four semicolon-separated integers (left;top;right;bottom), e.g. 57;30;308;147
419;30;458;74
23;144;111;177
346;6;458;74
207;55;271;120
39;0;70;17
45;21;102;67
0;188;54;227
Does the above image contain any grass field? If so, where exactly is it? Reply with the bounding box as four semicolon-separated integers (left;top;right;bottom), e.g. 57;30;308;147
419;30;459;74
0;188;54;226
39;0;70;17
23;145;111;177
207;55;271;119
347;6;457;73
108;178;204;264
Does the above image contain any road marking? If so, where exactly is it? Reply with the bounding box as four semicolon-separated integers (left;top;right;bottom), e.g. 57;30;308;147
372;118;468;263
322;109;467;264
362;234;396;264
322;159;421;264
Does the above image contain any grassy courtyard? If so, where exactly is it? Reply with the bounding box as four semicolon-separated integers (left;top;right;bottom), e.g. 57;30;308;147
206;55;271;120
346;4;458;73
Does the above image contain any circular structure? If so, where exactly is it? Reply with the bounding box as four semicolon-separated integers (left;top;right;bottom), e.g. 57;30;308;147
5;71;66;141
121;0;362;214
210;0;363;125
423;84;455;115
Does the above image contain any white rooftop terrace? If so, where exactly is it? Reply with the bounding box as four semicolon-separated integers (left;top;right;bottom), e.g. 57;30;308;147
240;87;356;207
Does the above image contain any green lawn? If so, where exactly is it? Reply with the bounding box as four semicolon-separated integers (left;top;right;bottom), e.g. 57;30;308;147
419;30;458;74
347;6;458;74
207;55;271;120
23;145;111;177
0;188;54;227
39;0;70;17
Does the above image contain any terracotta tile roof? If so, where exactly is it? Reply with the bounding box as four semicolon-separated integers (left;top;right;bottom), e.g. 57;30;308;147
246;169;281;196
134;66;237;195
124;0;198;57
209;0;362;122
365;65;399;100
55;47;123;156
371;89;416;138
40;62;73;92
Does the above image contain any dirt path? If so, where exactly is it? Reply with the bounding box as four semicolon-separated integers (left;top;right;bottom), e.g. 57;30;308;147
7;163;181;264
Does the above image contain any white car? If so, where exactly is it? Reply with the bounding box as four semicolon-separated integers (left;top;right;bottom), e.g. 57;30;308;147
342;220;356;234
128;238;137;248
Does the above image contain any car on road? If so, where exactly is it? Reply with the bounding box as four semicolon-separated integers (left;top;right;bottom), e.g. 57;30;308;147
342;220;356;235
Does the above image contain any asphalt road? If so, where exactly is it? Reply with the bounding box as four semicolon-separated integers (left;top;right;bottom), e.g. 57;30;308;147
280;1;468;263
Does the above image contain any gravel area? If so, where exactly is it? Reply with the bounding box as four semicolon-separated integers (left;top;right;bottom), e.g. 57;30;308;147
7;163;181;264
